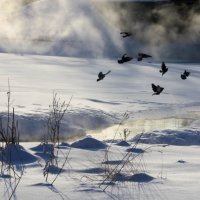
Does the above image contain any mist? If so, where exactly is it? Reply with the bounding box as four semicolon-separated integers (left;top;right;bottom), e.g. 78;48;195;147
93;0;200;61
0;0;199;61
0;0;124;58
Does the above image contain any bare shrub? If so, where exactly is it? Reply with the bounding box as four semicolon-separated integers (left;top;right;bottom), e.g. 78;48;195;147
43;92;72;183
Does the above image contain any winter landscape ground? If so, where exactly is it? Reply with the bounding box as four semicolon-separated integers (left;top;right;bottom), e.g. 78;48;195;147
0;0;200;200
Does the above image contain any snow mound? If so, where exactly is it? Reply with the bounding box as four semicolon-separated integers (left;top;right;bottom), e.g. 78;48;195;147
113;172;154;183
71;137;107;150
0;144;37;164
127;173;154;183
30;143;54;160
133;129;200;146
31;143;53;153
126;147;145;153
115;141;130;147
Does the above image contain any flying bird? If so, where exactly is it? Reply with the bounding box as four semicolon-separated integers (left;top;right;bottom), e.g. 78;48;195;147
159;62;168;76
151;84;164;95
181;70;190;80
118;54;133;64
181;74;187;80
120;32;132;38
97;70;111;82
137;53;152;61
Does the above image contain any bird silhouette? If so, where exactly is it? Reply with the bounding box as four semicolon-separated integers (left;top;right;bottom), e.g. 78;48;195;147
181;70;190;80
97;70;111;82
159;62;168;76
181;74;187;80
120;32;132;38
137;53;152;61
152;84;164;95
118;54;133;64
184;70;190;77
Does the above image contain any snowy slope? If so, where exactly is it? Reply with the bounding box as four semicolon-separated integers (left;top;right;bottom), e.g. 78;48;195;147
0;53;200;140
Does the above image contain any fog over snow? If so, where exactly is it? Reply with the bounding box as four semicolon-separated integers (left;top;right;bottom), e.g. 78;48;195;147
0;1;200;200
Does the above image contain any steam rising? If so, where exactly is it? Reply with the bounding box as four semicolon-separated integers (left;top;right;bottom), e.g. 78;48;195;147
0;0;123;57
0;0;199;61
94;1;200;61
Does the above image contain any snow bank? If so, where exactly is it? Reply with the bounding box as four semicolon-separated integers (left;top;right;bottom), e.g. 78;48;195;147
133;129;200;145
30;143;53;152
0;109;115;141
112;172;154;182
71;137;107;150
127;173;154;182
0;144;37;164
115;140;130;147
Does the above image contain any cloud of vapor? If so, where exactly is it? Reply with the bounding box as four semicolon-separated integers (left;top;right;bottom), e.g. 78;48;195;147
93;1;200;61
0;0;124;58
1;0;199;61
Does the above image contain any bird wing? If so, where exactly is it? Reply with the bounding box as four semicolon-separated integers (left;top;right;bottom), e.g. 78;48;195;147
157;86;164;93
141;53;152;58
105;70;111;75
122;54;127;59
152;84;157;92
185;71;190;76
125;57;133;62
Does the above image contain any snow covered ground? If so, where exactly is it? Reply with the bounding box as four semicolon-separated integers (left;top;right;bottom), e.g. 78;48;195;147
0;53;200;140
0;0;200;199
0;52;199;199
1;139;200;200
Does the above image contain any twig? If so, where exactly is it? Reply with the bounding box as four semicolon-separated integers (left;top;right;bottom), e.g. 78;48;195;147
51;148;71;185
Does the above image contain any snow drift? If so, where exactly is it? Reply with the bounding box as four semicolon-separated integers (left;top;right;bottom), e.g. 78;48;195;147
133;129;200;145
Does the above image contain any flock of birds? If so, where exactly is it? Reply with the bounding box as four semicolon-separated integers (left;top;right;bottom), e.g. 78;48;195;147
97;32;191;95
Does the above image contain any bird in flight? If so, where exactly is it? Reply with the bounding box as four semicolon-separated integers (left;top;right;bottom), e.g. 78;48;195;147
137;53;152;61
97;70;111;82
151;84;164;95
181;70;190;80
159;62;168;76
118;54;133;64
120;32;132;38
